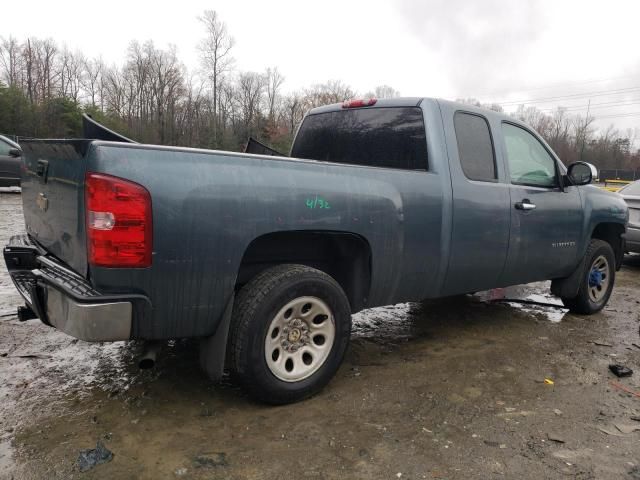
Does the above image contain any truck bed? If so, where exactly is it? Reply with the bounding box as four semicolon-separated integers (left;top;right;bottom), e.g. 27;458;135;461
17;136;448;339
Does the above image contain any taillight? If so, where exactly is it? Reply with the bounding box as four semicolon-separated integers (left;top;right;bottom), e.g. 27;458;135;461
85;172;152;267
342;98;377;108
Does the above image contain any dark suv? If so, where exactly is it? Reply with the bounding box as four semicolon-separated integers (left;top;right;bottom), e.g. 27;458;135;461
0;135;21;187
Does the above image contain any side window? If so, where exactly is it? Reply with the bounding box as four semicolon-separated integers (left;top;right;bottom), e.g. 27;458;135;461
502;123;558;187
0;140;11;156
453;112;496;182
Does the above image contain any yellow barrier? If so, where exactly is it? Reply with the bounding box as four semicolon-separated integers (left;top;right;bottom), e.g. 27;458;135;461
599;179;631;193
604;179;632;185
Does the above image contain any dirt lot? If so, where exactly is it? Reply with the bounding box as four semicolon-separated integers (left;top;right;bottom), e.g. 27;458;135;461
1;189;639;480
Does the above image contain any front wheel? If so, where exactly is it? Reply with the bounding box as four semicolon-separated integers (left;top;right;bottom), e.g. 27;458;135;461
229;264;352;404
561;239;615;314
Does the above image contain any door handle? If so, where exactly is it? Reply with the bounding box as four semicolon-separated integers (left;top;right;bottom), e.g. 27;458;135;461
515;199;536;211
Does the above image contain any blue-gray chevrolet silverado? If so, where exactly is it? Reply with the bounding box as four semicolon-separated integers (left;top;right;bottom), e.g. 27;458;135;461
3;98;629;404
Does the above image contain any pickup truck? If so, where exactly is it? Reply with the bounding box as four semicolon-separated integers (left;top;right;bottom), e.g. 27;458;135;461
3;98;629;404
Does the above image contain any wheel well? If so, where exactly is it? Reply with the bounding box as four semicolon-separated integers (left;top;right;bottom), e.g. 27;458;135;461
236;231;372;312
592;222;625;269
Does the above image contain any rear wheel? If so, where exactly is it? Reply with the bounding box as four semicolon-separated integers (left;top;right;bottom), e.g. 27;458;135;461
229;264;351;404
561;239;615;314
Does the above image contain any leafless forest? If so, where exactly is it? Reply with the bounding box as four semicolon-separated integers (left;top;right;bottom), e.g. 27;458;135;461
0;10;638;170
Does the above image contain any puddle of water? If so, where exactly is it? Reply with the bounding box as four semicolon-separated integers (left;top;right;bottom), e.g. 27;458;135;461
475;282;569;323
353;282;568;344
504;301;567;323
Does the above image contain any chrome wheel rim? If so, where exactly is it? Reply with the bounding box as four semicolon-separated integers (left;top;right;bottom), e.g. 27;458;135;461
588;255;610;303
264;296;335;382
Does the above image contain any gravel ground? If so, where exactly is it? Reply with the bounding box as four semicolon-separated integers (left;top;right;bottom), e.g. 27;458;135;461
1;189;639;479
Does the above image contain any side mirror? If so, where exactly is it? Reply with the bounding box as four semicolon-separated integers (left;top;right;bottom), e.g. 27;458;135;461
566;161;595;186
8;148;21;158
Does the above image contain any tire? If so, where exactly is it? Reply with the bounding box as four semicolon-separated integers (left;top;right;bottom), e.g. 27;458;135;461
229;264;352;405
561;239;615;314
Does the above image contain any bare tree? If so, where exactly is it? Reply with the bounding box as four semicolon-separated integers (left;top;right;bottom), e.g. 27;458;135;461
282;92;305;134
572;113;595;162
305;80;356;108
0;36;21;87
148;44;184;144
236;71;265;133
103;64;126;117
374;85;400;99
198;10;234;146
81;57;105;109
59;47;84;102
22;39;36;103
37;39;58;101
265;67;284;122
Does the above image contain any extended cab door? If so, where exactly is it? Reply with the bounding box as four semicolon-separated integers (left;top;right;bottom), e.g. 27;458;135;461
499;122;583;285
439;105;511;295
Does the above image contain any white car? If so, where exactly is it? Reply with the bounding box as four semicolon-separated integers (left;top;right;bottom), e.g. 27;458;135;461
620;180;640;252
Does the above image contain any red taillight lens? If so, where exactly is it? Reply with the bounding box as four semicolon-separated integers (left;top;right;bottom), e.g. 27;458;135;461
342;98;377;108
85;172;152;268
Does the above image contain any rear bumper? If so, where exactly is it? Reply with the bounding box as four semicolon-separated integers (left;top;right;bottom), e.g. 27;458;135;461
3;234;150;342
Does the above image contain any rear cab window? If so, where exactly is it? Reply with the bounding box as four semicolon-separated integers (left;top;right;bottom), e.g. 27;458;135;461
291;107;427;170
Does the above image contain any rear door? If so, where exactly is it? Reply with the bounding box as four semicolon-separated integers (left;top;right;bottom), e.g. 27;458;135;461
439;105;511;295
499;122;583;285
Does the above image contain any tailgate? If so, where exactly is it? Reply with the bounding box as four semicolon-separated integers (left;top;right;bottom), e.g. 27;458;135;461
20;140;93;276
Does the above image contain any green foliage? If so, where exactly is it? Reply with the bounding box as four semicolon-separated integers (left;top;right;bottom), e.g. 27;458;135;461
0;83;83;138
39;97;83;137
0;83;34;137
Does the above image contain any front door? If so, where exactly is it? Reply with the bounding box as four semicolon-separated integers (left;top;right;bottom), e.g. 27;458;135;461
499;122;583;286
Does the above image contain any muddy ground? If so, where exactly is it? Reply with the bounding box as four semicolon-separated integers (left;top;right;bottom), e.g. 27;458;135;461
1;189;639;480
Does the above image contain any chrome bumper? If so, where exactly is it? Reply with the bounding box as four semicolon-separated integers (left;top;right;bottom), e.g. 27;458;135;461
4;234;149;342
45;287;132;341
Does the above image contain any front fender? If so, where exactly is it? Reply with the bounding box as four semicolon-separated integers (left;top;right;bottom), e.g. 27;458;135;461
579;185;628;255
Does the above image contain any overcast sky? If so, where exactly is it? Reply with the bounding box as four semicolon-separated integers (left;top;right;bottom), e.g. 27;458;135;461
4;0;640;133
